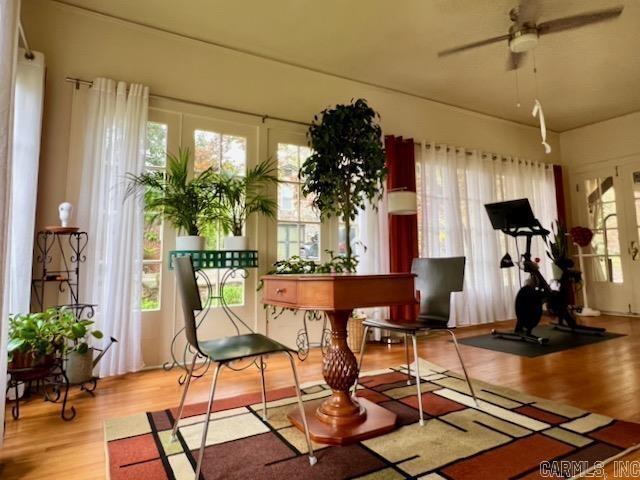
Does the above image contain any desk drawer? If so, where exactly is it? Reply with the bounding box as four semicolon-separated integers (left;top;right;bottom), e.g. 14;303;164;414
263;279;297;305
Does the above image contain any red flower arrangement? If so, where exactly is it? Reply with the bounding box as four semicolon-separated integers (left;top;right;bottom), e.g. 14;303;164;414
570;226;593;248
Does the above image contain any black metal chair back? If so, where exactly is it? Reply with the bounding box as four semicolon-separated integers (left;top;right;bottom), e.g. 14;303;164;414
175;255;203;353
412;257;465;327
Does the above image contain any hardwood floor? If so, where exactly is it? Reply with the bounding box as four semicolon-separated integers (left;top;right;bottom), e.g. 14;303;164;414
1;315;639;479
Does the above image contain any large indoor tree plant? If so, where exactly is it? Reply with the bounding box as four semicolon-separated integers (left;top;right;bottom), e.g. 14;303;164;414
301;98;387;267
125;147;220;250
212;159;279;250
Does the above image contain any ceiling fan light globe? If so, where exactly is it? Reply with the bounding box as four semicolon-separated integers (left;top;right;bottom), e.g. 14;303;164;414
509;31;539;53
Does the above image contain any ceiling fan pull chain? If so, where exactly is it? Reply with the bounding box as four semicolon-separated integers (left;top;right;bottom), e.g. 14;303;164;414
515;69;521;108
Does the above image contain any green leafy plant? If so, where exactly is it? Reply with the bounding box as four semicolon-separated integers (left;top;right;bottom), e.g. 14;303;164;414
211;159;279;236
8;309;60;364
301;98;387;266
7;307;105;368
54;310;104;355
125;147;220;236
547;221;571;270
258;250;360;291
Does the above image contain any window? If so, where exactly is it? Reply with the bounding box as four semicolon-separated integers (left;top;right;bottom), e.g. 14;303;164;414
585;176;623;283
142;121;167;311
194;129;247;306
276;143;320;261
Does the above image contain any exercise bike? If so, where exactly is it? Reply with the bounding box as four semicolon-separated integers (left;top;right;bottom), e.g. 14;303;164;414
484;199;606;345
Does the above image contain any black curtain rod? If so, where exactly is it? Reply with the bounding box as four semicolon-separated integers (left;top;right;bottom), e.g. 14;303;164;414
64;76;311;127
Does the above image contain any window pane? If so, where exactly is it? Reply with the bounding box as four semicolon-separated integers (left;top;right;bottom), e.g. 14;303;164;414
143;211;162;261
194;129;220;173
300;223;320;261
197;270;218;306
277;223;299;261
142;263;161;310
591;231;605;255
338;222;359;256
633;171;640;198
222;279;244;307
278;183;299;221
277;143;299;181
145;122;167;168
200;222;223;250
300;188;320;222
610;256;623;283
606;229;621;255
221;134;246;175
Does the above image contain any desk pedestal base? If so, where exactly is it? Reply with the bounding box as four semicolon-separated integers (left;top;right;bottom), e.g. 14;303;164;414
287;397;397;445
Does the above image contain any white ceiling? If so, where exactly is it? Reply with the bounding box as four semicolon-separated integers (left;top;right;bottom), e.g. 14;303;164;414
58;0;640;131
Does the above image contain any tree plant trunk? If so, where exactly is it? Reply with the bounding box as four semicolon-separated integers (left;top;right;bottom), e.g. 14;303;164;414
344;195;353;267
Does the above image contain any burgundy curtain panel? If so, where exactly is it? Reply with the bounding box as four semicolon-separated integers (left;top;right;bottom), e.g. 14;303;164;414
553;164;567;227
385;135;419;322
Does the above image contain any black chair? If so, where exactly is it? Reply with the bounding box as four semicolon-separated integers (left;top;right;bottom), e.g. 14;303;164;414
354;257;478;424
170;256;316;479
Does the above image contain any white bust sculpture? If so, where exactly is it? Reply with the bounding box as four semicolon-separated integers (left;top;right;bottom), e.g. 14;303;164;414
58;202;73;227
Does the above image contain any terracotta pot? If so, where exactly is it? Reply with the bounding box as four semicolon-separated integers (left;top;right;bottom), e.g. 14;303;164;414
9;351;54;370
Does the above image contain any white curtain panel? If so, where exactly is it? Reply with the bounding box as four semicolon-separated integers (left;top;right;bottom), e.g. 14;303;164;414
76;78;148;377
9;49;45;314
0;0;20;446
356;189;390;339
417;142;557;326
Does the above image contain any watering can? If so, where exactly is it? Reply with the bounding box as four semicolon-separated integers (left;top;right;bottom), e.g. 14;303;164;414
66;336;117;385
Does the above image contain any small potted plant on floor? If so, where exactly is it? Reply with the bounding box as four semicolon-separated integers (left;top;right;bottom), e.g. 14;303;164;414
212;159;279;250
125;148;221;251
7;308;70;370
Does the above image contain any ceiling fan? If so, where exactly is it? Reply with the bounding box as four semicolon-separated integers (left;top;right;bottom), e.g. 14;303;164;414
437;0;624;70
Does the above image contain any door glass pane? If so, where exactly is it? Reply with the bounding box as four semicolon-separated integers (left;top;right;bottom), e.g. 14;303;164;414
583;175;622;282
194;130;221;173
221;135;246;176
143;212;162;261
142;263;161;310
145;122;168;167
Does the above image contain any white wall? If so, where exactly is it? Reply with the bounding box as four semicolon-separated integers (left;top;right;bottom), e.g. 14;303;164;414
22;0;561;367
560;112;640;169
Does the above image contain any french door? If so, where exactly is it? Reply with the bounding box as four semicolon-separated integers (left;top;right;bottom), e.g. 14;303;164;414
574;159;640;314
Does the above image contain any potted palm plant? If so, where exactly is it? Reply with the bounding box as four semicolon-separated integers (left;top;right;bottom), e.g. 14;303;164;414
212;159;279;250
125;148;219;251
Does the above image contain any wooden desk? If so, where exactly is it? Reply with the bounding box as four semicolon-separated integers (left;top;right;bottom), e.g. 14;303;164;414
261;273;416;445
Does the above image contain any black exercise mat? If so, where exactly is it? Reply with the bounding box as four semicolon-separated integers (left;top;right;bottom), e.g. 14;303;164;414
458;324;625;357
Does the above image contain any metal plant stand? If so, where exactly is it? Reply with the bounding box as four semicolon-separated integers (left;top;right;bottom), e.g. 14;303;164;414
32;229;88;312
295;310;331;361
7;358;76;421
164;250;259;384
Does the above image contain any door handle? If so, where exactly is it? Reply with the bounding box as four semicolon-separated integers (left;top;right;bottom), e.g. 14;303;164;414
629;241;639;261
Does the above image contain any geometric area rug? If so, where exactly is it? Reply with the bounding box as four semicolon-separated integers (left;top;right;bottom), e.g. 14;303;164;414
105;359;640;480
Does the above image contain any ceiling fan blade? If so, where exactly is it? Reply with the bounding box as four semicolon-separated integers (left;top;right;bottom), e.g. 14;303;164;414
537;6;623;35
506;51;526;71
438;34;510;57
